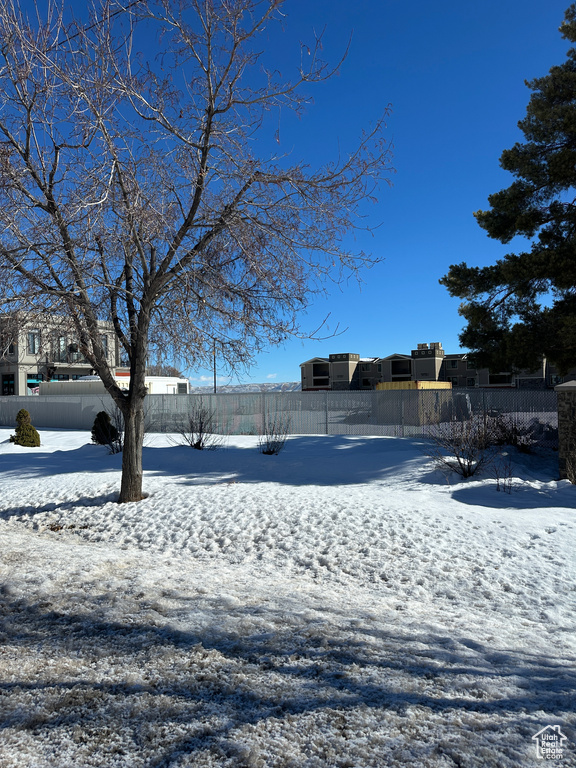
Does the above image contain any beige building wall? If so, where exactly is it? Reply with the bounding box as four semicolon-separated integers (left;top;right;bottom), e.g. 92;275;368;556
411;342;445;381
329;353;359;390
300;357;330;390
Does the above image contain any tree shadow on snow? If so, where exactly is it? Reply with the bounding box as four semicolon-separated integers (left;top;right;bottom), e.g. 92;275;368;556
0;491;120;522
0;587;574;766
0;443;120;480
142;435;432;487
450;481;576;510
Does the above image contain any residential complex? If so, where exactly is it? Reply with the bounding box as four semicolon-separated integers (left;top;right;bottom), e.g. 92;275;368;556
300;342;573;391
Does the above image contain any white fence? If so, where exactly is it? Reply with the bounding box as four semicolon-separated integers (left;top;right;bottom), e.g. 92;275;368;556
0;389;558;445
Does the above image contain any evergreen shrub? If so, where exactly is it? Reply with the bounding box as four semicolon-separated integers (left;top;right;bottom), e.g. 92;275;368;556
10;409;40;447
91;411;120;446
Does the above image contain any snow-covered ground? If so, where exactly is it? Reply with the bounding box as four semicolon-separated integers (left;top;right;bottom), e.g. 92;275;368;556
0;429;574;767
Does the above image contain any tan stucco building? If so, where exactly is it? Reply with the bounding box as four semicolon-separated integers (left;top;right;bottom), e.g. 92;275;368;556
0;314;120;396
300;341;574;391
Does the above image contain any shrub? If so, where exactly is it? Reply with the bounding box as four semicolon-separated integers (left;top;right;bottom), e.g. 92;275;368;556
258;411;291;455
177;399;223;450
484;413;534;454
493;454;513;493
91;410;121;453
10;409;40;447
425;415;496;478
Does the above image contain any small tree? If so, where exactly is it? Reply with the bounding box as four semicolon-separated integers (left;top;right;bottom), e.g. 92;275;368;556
146;365;184;378
10;408;40;447
91;410;122;454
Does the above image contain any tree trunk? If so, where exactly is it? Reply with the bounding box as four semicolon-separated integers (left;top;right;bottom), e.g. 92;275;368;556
118;397;146;503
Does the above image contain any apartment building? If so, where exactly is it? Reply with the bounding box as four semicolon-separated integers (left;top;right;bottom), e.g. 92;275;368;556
300;341;574;391
0;314;120;396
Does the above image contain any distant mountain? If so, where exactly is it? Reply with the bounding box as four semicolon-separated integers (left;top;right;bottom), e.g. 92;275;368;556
188;382;301;394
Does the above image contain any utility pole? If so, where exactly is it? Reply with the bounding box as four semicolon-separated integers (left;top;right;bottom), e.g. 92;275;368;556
213;340;217;394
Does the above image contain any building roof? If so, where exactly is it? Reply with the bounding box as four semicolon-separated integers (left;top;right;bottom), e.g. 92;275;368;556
299;357;329;366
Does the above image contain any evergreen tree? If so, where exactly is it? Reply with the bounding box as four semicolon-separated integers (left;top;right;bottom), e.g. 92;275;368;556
91;411;120;447
10;409;40;447
441;4;576;374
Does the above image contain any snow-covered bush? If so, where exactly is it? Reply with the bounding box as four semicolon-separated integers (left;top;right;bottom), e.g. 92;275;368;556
10;408;40;447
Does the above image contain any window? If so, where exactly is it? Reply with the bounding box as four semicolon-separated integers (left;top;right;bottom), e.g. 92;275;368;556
54;336;67;363
449;360;458;369
100;334;108;358
391;359;411;376
177;382;188;394
361;378;371;388
377;364;382;373
466;377;476;387
1;336;15;355
2;373;15;395
27;330;40;355
68;341;84;363
360;363;371;372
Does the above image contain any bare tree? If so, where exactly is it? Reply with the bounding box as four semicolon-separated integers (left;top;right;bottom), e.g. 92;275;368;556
0;0;393;502
146;364;183;378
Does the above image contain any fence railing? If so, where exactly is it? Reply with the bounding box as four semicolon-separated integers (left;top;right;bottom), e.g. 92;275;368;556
0;389;558;447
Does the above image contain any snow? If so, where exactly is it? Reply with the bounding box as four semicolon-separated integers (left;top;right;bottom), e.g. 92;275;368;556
0;429;575;767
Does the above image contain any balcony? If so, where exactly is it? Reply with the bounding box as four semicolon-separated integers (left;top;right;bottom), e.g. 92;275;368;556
47;346;89;365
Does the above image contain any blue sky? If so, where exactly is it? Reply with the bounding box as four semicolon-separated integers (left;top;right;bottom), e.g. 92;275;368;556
188;0;571;386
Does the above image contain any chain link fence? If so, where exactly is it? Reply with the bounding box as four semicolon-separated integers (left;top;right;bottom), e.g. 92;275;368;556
0;389;558;448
